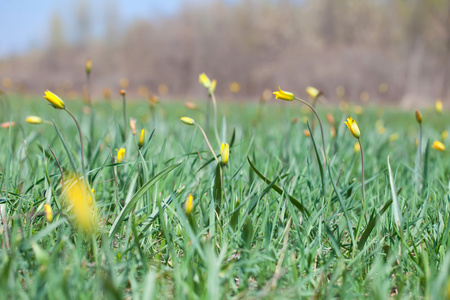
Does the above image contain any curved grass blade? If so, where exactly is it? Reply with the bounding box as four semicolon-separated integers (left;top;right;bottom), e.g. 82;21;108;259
52;120;77;172
387;156;402;233
247;156;310;217
109;160;182;237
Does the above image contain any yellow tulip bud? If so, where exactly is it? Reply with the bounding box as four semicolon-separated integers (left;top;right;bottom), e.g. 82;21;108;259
344;117;360;139
185;194;194;214
26;116;43;125
442;130;448;140
199;73;211;89
220;143;229;165
120;89;126;96
85;59;92;75
415;110;422;123
180;117;195;125
138;129;145;148
43;90;65;109
432;140;445;152
116;148;126;163
44;204;53;223
210;79;217;93
436;100;443;114
306;86;320;99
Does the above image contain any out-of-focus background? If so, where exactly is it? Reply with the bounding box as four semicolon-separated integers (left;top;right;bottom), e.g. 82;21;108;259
1;0;449;106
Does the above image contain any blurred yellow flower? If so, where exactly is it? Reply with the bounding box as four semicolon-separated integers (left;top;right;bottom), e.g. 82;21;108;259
116;148;125;163
229;82;241;93
432;140;445;151
26;116;42;125
185;194;194;214
210;79;217;93
63;174;97;233
120;89;126;96
273;86;294;101
85;59;92;75
158;84;168;95
138;129;145;148
44;204;52;223
330;127;336;139
344;117;360;139
442;130;448;140
103;88;111;99
377;126;386;134
415;110;422;124
43;90;65;109
199;73;211;89
221;143;229;165
303;129;311;137
354;142;360;153
353;105;364;115
436;100;443;114
378;82;388;94
180;117;195;125
326;113;335;125
389;133;399;142
306;86;320;99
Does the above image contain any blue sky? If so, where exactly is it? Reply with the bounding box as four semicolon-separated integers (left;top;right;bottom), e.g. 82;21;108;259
0;0;185;57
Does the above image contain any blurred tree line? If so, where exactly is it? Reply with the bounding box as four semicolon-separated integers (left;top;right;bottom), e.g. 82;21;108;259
1;0;450;105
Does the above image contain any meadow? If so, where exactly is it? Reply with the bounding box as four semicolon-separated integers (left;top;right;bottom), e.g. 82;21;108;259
0;84;449;299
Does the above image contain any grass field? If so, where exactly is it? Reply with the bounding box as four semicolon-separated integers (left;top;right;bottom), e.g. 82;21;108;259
0;92;449;299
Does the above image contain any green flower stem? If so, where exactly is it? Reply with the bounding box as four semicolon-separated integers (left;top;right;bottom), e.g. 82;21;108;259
209;90;221;146
294;97;327;164
194;123;219;164
122;94;127;141
64;108;86;176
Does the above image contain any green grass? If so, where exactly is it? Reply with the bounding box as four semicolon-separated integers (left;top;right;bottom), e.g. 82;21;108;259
0;94;450;299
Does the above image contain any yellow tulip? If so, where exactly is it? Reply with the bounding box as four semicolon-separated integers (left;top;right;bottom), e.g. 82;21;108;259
210;79;217;93
85;59;92;75
442;130;448;140
220;143;229;165
306;86;320;99
436;100;443;114
44;204;53;223
344;117;360;139
63;174;97;233
432;140;445;151
180;117;195;125
43;90;65;109
199;73;211;89
116;148;126;163
185;194;194;214
26;116;43;125
273;86;294;101
138;129;145;148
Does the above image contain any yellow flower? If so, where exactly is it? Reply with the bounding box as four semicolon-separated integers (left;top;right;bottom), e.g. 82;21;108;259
185;194;194;214
85;59;92;75
229;82;241;93
120;89;126;96
415;110;422;124
353;105;364;115
63;174;97;233
26;116;43;125
210;79;217;93
0;121;15;128
354;142;360;153
303;129;311;137
199;73;211;89
43;90;65;109
44;204;53;223
377;126;386;134
442;130;448;140
180;117;195;125
436;100;443;114
344;117;360;139
116;148;126;163
389;133;399;142
220;143;229;165
138;129;145;148
306;86;320;99
273;86;294;101
129;118;136;135
432;140;445;151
